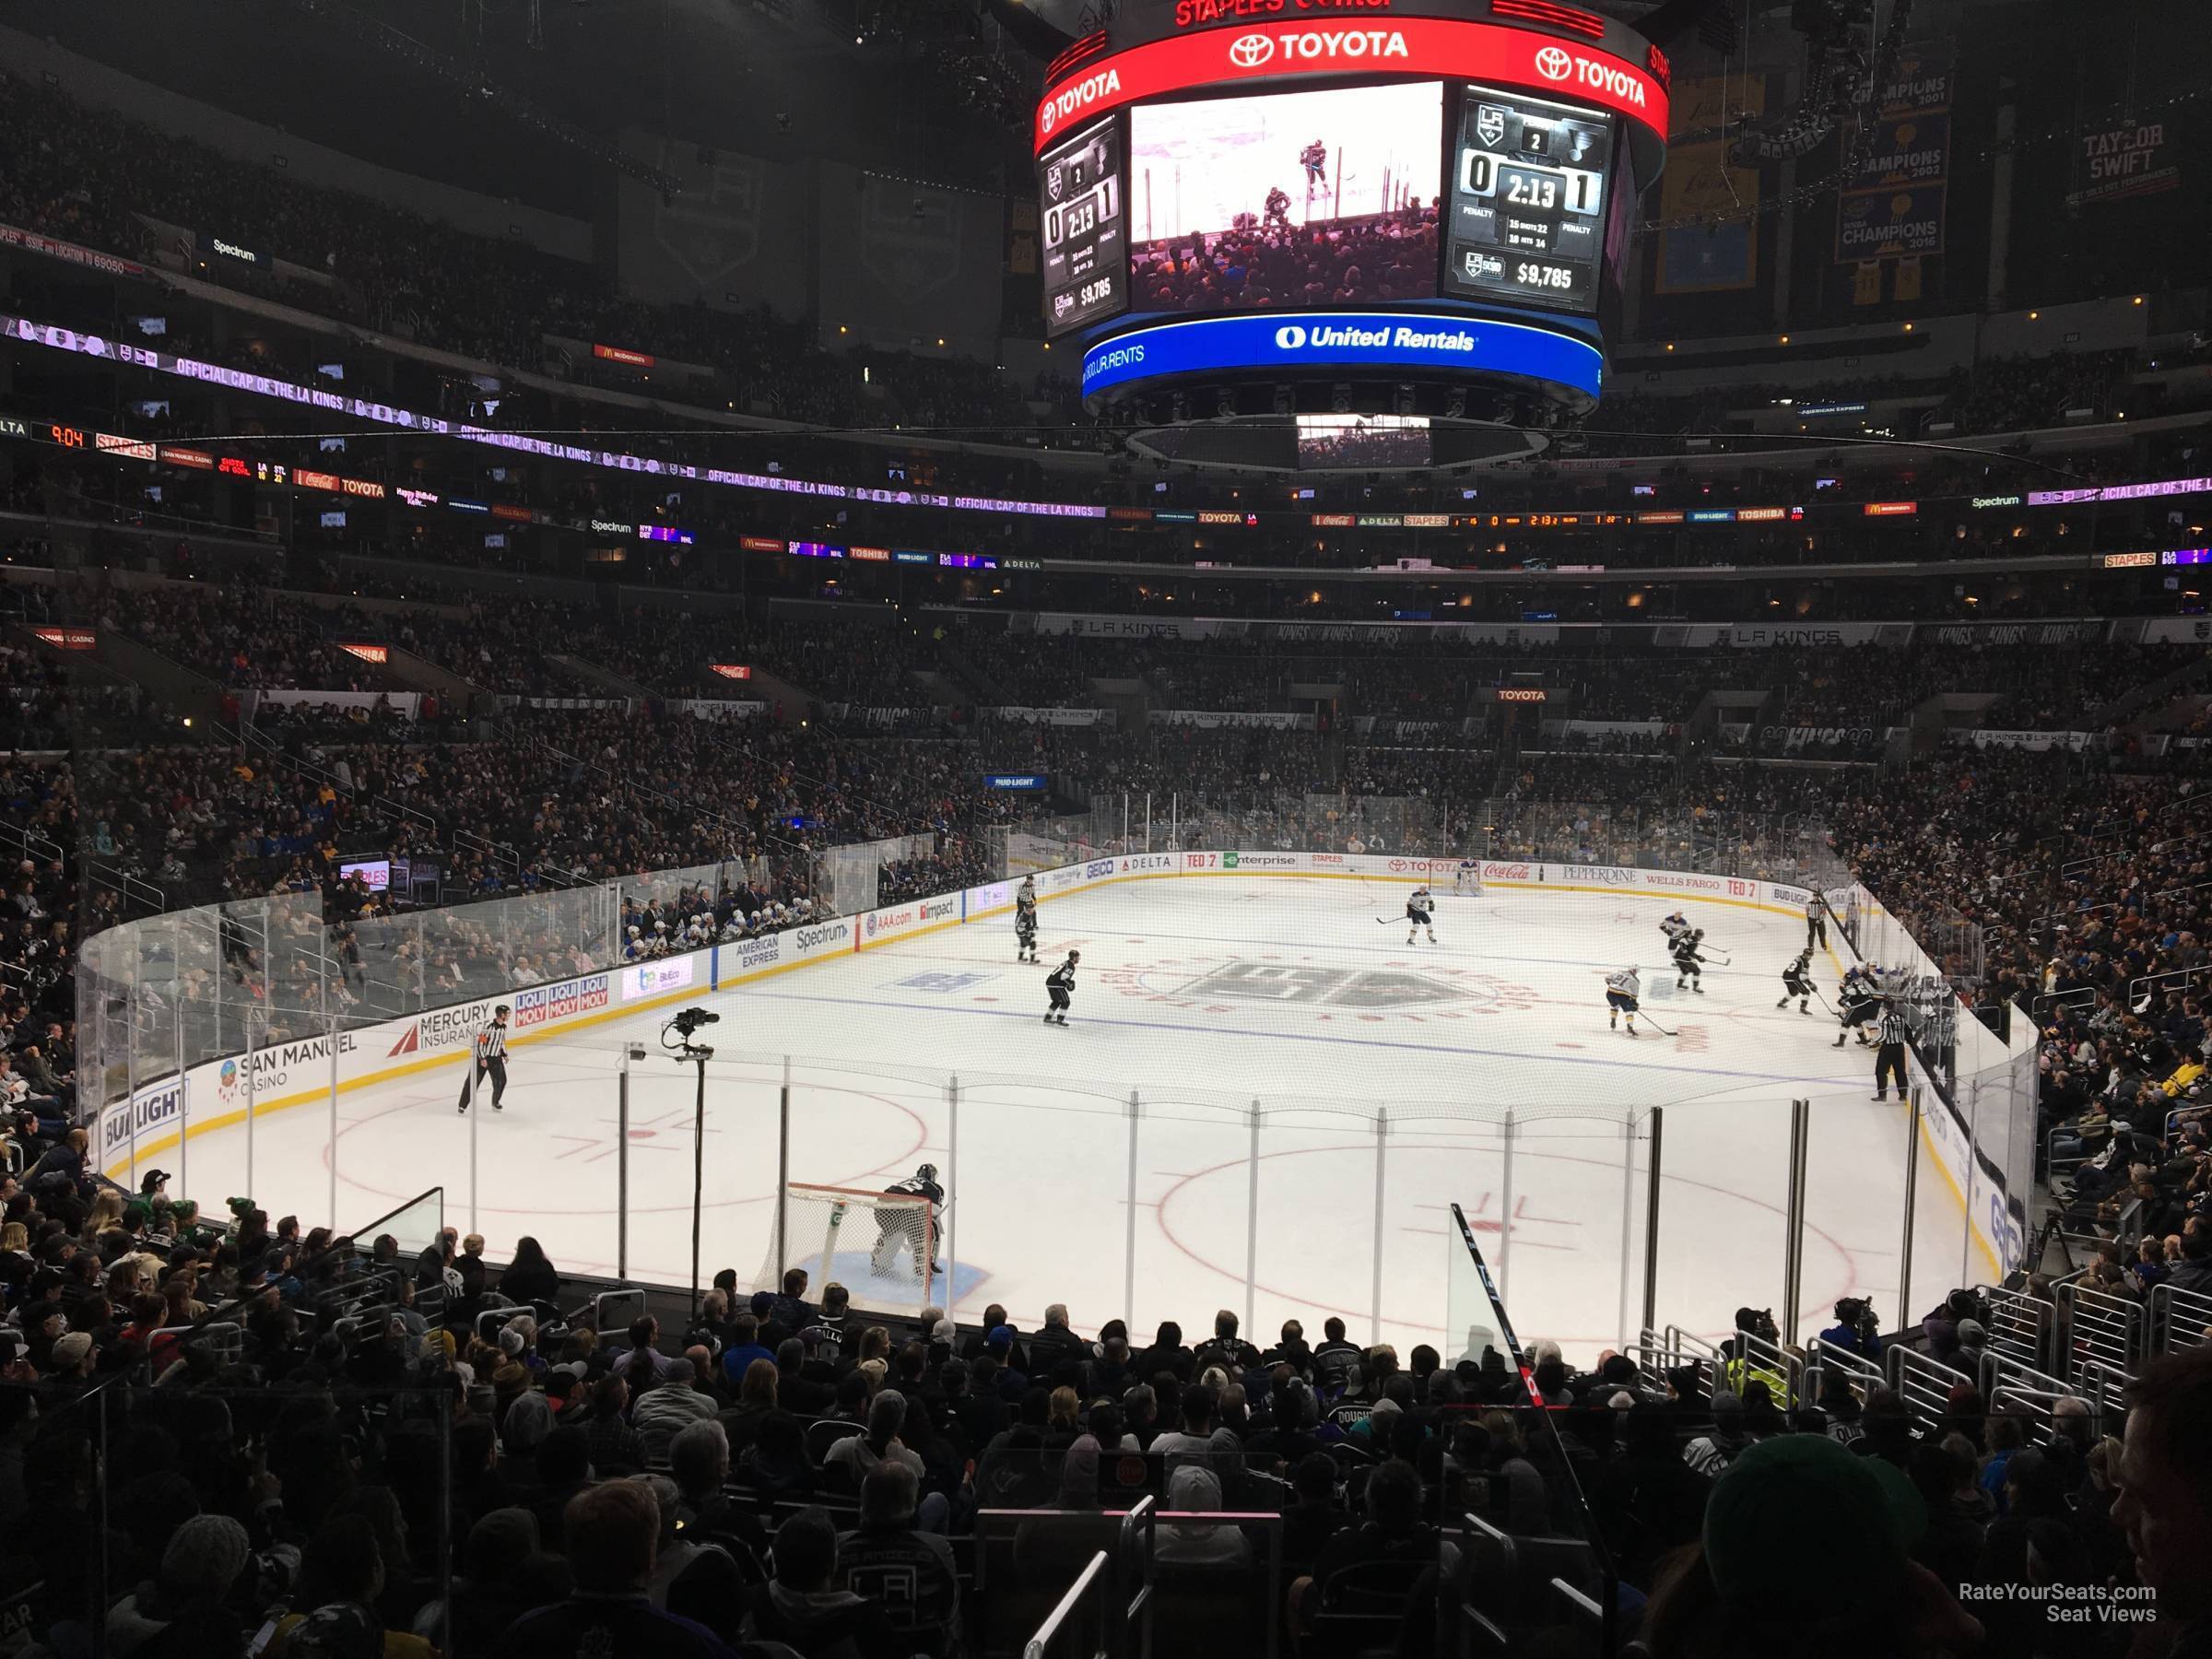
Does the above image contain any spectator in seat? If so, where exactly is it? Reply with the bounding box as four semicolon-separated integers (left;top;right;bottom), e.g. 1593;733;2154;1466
740;1505;897;1658
716;1358;782;1459
635;1357;718;1463
837;1462;959;1654
1980;1413;2029;1512
1158;1465;1251;1569
267;1513;433;1659
499;1236;559;1306
413;1508;566;1655
105;1513;258;1657
1280;1452;1346;1580
614;1315;672;1387
1084;1335;1135;1400
774;1336;836;1415
2111;1346;2212;1649
825;1389;925;1490
492;1480;735;1659
768;1268;814;1341
740;1407;817;1498
667;1421;768;1586
582;1375;647;1477
1313;1317;1361;1391
718;1313;774;1388
1148;1382;1240;1479
803;1284;851;1362
1026;1303;1083;1380
1135;1319;1192;1384
1194;1308;1261;1375
1639;1434;1982;1656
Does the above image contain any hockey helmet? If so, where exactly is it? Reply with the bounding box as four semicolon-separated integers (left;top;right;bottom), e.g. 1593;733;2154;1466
1067;949;1082;963
628;925;641;937
917;1163;937;1182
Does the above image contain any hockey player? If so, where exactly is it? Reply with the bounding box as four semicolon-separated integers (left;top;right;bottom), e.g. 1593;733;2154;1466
1015;876;1040;963
1606;966;1641;1036
1045;949;1080;1026
1406;885;1437;946
1778;949;1816;1013
1660;911;1692;950
1670;927;1708;994
871;1162;945;1281
1832;963;1883;1047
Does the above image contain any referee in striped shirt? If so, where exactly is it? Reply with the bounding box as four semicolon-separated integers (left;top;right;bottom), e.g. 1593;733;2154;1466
458;1004;511;1114
1872;997;1911;1102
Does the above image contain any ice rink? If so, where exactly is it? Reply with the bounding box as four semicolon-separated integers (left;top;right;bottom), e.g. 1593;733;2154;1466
182;876;1977;1360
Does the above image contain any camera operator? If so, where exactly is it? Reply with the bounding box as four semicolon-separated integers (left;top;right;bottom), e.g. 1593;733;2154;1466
1818;1296;1883;1360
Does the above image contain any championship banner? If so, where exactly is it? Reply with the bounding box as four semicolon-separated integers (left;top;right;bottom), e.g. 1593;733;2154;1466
2068;117;2181;206
1654;76;1764;293
1836;41;1952;262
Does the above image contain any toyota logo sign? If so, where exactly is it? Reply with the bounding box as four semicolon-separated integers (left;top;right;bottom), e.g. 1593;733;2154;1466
1229;32;1275;68
1041;101;1057;135
1274;324;1307;348
1534;45;1573;80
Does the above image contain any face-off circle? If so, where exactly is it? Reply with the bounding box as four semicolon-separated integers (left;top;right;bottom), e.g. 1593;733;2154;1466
1100;950;1538;1023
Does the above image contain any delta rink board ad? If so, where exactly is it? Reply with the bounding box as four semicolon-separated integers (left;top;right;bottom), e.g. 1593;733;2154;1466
96;853;2019;1269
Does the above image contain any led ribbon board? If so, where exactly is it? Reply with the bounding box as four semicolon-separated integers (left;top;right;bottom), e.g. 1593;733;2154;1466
1081;311;1603;402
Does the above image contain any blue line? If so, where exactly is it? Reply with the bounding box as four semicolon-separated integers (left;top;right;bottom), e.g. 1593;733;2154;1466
724;983;1865;1088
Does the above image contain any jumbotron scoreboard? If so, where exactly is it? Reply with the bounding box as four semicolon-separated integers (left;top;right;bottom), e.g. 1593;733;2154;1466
1033;0;1669;418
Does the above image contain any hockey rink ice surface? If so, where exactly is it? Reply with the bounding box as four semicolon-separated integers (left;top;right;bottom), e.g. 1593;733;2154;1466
186;877;1977;1359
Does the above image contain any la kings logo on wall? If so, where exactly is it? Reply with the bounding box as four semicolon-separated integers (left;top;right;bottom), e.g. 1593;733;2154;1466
654;140;764;288
858;176;964;300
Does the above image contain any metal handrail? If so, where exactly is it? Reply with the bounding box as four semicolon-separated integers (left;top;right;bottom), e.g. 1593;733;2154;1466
2053;1280;2145;1385
1023;1551;1110;1659
1118;1494;1157;1659
1803;1337;1885;1406
2147;1281;2212;1358
1983;1285;2058;1372
2128;961;2212;1009
1888;1345;1976;1437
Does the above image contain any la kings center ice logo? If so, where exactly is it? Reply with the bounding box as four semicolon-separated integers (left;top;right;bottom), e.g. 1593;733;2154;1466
1101;951;1536;1023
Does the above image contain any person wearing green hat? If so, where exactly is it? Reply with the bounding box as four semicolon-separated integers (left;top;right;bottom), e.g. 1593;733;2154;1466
1641;1433;1984;1654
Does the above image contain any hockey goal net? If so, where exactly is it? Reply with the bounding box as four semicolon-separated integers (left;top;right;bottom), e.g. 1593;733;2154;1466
758;1182;940;1321
1452;863;1485;896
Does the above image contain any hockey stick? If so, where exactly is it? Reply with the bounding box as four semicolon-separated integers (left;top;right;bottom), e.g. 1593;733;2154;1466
1700;948;1734;967
1635;1012;1679;1037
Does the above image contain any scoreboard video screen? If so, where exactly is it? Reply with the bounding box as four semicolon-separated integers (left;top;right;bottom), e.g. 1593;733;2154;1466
1443;87;1615;315
1030;6;1671;406
1126;82;1441;313
1042;119;1127;337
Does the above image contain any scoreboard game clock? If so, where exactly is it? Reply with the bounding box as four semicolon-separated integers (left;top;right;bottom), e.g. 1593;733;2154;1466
1445;87;1615;315
1042;118;1128;337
